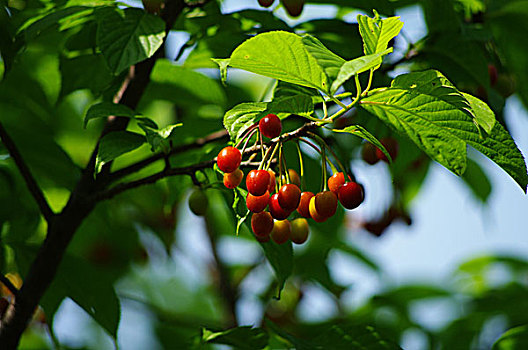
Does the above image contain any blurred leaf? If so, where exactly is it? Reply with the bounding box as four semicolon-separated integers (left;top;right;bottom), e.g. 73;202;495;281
460;157;492;202
59;54;113;98
84;102;137;127
229;31;330;93
259;240;293;298
96;131;145;172
332;124;392;162
14;244;121;338
202;326;268;349
96;8;165;74
493;325;528;350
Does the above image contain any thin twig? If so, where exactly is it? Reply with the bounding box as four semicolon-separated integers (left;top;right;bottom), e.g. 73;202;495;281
0;122;54;222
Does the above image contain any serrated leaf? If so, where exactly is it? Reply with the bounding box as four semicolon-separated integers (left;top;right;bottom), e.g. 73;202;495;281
273;81;322;102
229;31;329;93
331;48;393;93
461;93;495;135
223;102;268;141
360;71;528;190
96;8;165;74
357;11;403;57
333;124;392;163
259;240;293;298
202;326;268;349
301;34;345;82
84;102;137;127
96;131;145;172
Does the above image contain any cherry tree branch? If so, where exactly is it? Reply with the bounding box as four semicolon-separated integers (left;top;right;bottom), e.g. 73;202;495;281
0;122;54;222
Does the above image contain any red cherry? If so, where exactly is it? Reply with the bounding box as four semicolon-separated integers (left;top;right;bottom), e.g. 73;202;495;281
376;138;399;163
251;211;274;237
256;233;271;243
271;220;291;244
309;196;327;223
246;169;271;196
223;168;243;189
267;169;276;193
338;182;364;210
328;172;351;194
314;191;338;218
278;184;301;211
246;191;270;213
259;113;282;139
291;218;309;244
269;193;291;220
297;191;314;218
217;146;241;173
258;0;274;7
362;142;379;165
280;169;301;188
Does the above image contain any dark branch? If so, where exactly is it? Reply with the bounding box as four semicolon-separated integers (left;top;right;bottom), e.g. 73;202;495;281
107;129;228;183
0;122;55;222
0;274;19;298
96;122;317;201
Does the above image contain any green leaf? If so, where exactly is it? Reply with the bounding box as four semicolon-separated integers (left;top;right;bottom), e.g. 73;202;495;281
259;240;293;298
59;54;113;98
301;34;345;83
461;93;495;134
19;6;94;40
223;102;268;141
96;131;145;172
229;31;329;93
331;48;393;93
357;10;403;57
460;157;492;203
138;122;183;153
273;81;322;103
212;58;230;86
14;245;121;338
233;187;250;235
333;125;392;163
96;8;165;74
223;95;314;142
84;102;137;127
492;325;528;350
202;326;268;349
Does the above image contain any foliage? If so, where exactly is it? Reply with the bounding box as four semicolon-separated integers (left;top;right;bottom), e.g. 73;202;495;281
0;0;527;349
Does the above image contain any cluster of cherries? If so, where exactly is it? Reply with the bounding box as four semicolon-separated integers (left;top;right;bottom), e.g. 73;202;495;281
216;114;365;245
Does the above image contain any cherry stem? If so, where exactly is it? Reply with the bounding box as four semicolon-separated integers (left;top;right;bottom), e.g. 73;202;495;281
321;145;328;192
235;124;258;148
264;142;280;171
258;131;265;159
278;142;283;188
241;128;259;157
307;132;347;176
295;140;305;191
281;149;290;185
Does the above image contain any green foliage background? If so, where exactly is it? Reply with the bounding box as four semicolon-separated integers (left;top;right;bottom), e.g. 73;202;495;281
1;0;528;349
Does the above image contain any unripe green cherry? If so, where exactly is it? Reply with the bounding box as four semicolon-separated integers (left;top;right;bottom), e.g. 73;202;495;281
271;219;291;244
290;218;309;244
188;188;208;216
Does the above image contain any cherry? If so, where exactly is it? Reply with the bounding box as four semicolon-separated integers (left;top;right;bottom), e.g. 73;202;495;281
314;191;338;218
259;113;282;139
290;218;309;244
488;64;498;86
188;188;208;216
309;196;327;223
217;146;241;173
288;169;301;187
271;219;291;244
278;184;301;211
223;168;243;189
361;142;379;165
258;0;274;7
338;182;364;210
269;193;291;220
251;211;274;237
297;191;314;218
376;138;399;163
246;169;271;196
267;169;276;193
256;233;271;243
246;191;270;213
328;172;351;194
282;0;304;17
495;73;516;98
